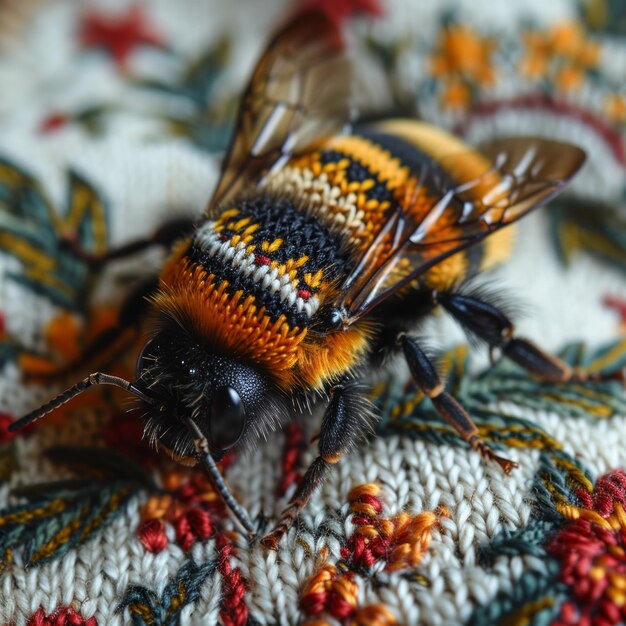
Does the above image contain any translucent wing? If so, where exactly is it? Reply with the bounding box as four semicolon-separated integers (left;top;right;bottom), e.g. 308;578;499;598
206;8;353;214
339;137;586;323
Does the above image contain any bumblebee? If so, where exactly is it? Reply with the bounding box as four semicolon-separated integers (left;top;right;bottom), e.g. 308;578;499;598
11;7;613;548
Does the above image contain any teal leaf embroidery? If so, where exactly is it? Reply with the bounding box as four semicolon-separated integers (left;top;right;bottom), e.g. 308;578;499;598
117;559;217;626
0;446;154;567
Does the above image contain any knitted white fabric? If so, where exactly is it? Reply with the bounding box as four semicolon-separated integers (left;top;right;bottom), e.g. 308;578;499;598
0;1;625;625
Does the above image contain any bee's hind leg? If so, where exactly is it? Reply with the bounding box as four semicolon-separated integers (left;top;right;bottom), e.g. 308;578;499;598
262;379;371;549
400;335;518;474
438;292;625;384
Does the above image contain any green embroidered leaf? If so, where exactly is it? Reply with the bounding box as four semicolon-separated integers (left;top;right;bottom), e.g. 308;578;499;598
66;170;109;255
131;39;235;153
0;158;56;232
581;0;626;35
479;520;560;570
0;158;111;311
0;341;17;370
467;563;568;626
374;339;626;444
0;446;156;567
134;39;230;108
117;559;217;626
549;198;626;273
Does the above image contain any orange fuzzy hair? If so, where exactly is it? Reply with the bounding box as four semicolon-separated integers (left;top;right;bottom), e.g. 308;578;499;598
155;246;372;391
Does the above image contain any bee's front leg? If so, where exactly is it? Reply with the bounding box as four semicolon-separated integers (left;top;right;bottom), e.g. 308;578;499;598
438;292;625;384
400;335;518;474
262;379;371;549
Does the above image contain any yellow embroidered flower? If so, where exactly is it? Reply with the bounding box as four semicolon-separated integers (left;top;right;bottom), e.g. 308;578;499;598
521;21;600;91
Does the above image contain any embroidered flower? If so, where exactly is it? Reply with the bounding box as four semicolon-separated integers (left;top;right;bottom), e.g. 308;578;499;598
521;21;600;91
604;94;626;125
137;464;229;553
429;23;497;110
79;6;164;70
549;469;626;626
300;484;445;624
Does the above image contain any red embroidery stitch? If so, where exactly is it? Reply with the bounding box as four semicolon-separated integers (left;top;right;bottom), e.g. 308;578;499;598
137;518;169;554
0;413;16;444
277;421;306;496
39;113;68;134
298;288;313;300
603;296;626;331
216;533;248;626
255;254;271;266
27;607;97;626
79;6;163;70
298;0;384;25
549;469;626;626
102;410;159;467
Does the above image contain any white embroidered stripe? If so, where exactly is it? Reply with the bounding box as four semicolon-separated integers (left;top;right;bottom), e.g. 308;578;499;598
193;223;320;318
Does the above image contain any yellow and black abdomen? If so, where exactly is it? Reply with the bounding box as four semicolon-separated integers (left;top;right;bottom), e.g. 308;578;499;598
269;119;516;292
369;120;515;288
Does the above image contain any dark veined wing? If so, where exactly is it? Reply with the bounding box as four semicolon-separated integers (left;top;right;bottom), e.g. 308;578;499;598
205;8;353;215
339;137;586;323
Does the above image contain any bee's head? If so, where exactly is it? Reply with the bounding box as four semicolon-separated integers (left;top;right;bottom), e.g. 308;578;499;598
135;322;286;462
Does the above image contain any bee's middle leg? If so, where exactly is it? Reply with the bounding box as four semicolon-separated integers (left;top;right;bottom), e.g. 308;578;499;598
261;379;370;549
400;335;517;474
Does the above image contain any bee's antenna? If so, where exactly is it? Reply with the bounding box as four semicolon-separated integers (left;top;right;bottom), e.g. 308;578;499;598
8;372;154;433
187;417;257;536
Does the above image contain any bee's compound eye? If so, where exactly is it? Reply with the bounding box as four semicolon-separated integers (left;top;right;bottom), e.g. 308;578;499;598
136;338;158;378
210;386;246;451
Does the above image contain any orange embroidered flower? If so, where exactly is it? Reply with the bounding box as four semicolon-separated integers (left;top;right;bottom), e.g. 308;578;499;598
300;484;446;625
431;24;496;85
430;23;496;110
19;306;120;375
604;94;626;124
17;305;139;425
521;21;600;91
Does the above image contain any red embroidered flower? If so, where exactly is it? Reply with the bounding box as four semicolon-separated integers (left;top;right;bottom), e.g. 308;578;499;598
549;469;626;626
298;0;383;25
79;6;164;70
603;295;626;333
137;465;228;553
